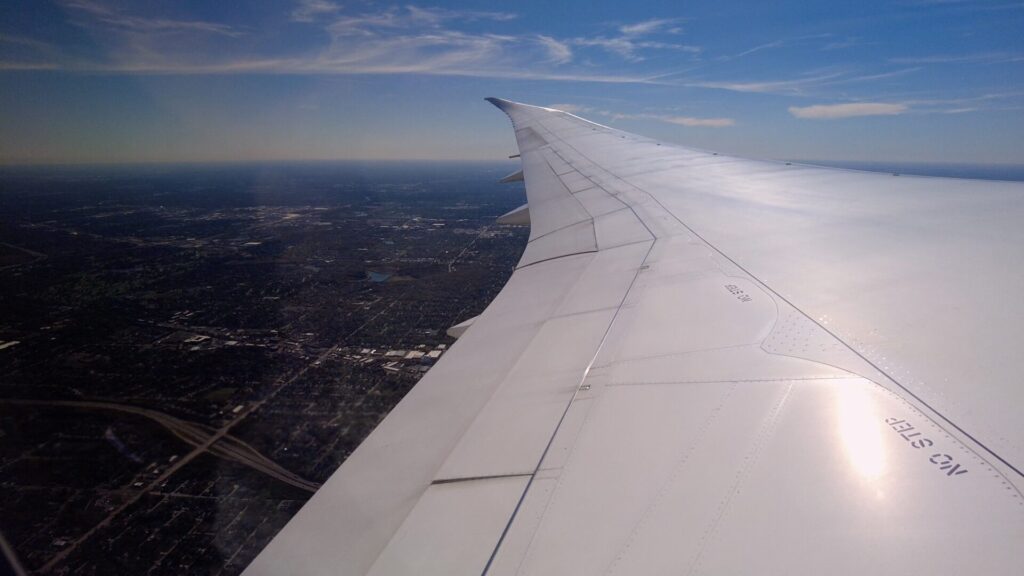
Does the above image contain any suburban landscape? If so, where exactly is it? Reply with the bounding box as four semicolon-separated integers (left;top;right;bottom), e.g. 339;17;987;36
0;161;527;574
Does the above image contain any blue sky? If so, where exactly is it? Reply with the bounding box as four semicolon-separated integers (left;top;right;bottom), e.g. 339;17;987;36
1;0;1022;164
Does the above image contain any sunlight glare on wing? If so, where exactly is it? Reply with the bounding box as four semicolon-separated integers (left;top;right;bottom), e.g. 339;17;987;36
835;381;887;482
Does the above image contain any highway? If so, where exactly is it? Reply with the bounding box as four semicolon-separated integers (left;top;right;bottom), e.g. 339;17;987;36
0;399;320;492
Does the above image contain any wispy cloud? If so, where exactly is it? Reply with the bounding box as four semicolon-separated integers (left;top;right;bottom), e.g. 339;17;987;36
789;102;908;119
35;4;690;84
657;115;735;127
290;0;341;23
822;67;921;84
618;18;684;36
403;6;517;24
0;33;56;51
717;33;833;61
690;72;843;94
542;104;734;127
290;9;643;81
570;17;699;62
890;52;1024;64
902;91;1024;113
903;91;1024;104
0;33;60;69
786;91;1024;118
821;37;864;51
63;0;241;36
537;35;572;64
718;40;786;61
324;6;515;37
0;60;60;71
571;36;700;61
688;66;919;96
15;0;1012;120
609;111;734;127
571;37;637;60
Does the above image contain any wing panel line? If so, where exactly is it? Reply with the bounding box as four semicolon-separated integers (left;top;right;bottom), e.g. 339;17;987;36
480;236;656;575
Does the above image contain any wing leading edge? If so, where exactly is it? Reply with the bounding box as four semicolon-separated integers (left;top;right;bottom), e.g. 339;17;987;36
246;99;1024;575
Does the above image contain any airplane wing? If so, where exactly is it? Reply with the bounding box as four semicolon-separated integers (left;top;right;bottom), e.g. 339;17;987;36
245;99;1024;575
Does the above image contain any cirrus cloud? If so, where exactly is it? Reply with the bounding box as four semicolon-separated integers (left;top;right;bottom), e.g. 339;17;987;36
537;35;572;64
788;102;908;119
609;111;735;127
291;0;341;22
660;115;735;127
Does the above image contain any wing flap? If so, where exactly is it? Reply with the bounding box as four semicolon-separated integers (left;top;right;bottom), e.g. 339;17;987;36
519;152;591;240
366;477;528;576
434;306;617;480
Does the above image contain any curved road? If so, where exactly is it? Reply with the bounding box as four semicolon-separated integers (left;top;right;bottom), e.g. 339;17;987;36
0;399;320;492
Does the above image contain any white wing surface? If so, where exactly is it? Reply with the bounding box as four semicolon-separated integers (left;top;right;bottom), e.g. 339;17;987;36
245;99;1024;575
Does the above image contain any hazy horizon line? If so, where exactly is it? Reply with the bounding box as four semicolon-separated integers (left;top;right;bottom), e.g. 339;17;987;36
3;157;1024;169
